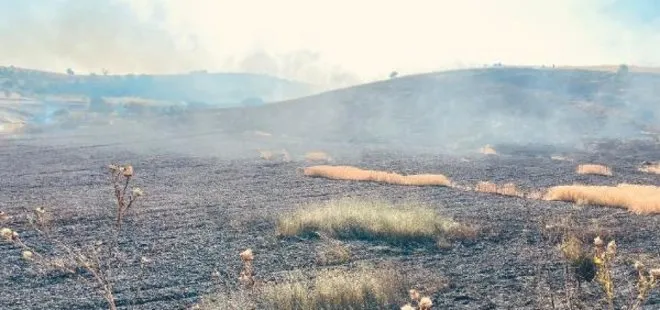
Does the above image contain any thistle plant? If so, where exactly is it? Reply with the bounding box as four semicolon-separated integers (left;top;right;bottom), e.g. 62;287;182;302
401;289;433;310
239;248;255;289
1;163;145;310
593;236;616;309
630;261;660;310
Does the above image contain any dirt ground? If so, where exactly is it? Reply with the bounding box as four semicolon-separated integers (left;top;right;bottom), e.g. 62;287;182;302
0;134;659;310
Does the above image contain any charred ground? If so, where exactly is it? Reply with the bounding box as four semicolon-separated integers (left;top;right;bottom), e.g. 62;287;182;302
0;134;658;310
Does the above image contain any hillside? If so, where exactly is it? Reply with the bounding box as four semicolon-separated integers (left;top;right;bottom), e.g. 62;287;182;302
203;67;660;150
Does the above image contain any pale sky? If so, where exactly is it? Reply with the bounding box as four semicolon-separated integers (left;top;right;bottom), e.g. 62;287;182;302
1;0;659;88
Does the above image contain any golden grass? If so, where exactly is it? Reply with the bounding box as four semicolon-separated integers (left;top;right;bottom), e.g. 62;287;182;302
576;164;613;176
316;241;351;266
303;165;452;187
474;181;523;197
479;144;497;155
259;267;407;310
304;151;332;162
639;162;660;175
276;198;476;245
543;183;660;214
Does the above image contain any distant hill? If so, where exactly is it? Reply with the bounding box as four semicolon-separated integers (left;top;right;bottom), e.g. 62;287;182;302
205;67;660;149
0;66;316;132
0;66;314;106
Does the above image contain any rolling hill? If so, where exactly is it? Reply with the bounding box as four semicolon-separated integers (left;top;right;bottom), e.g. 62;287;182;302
0;66;316;134
203;67;660;150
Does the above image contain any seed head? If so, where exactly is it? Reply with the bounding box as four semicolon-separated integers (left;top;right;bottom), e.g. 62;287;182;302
240;249;254;262
419;297;433;310
409;289;420;301
34;207;45;214
594;236;604;246
401;304;416;310
22;251;33;260
634;261;645;271
0;211;9;221
1;227;14;241
123;165;134;177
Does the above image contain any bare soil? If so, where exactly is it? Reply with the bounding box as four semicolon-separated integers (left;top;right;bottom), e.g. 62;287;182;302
0;135;659;310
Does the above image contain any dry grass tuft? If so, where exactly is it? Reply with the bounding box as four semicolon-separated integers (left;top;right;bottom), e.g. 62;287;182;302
543;183;660;214
303;165;452;187
576;164;613;176
479;144;497;155
277;198;476;246
475;181;523;197
316;240;351;266
259;267;407;310
304;151;333;162
638;162;660;175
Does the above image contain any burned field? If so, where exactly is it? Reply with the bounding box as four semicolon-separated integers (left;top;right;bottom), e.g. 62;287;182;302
0;136;659;310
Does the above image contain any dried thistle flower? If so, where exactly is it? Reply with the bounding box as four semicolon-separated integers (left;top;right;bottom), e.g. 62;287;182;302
1;227;14;241
419;297;433;310
594;236;604;246
401;304;416;310
22;251;33;260
240;249;254;262
123;165;134;177
634;261;646;271
409;289;420;301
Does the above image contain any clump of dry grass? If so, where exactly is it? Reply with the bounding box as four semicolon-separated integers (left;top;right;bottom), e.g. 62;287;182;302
543;183;660;214
315;239;351;266
638;161;660;175
304;151;333;162
479;144;497;155
475;181;523;197
276;198;476;246
303;165;452;187
576;164;613;176
259;267;407;310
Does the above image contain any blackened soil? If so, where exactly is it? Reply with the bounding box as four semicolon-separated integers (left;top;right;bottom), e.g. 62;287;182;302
0;135;659;310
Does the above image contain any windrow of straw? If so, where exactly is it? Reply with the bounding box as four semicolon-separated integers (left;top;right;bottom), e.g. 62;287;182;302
576;164;613;176
543;183;660;214
302;165;451;187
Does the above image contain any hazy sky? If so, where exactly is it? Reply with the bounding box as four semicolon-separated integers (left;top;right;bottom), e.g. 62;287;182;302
1;0;659;87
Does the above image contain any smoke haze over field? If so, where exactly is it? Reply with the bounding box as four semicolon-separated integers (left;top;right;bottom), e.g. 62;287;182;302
2;0;660;159
1;0;660;88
